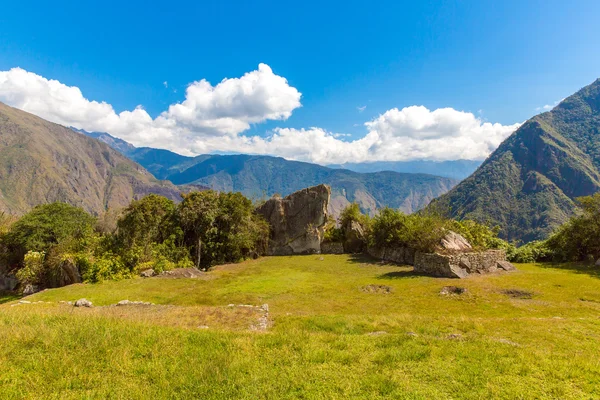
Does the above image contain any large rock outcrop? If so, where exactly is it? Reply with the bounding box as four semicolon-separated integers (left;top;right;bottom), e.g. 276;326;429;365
257;185;330;255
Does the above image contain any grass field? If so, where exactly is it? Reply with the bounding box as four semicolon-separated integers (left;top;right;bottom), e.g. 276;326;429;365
2;254;600;399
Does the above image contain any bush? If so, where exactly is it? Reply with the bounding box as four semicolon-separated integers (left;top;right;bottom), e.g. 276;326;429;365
544;193;600;261
15;251;45;286
511;241;553;263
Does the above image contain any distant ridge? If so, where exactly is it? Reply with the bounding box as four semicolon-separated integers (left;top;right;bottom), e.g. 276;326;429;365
77;130;458;216
430;78;600;243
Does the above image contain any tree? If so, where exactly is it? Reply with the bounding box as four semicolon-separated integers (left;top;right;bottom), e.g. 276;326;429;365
116;194;178;248
2;203;95;266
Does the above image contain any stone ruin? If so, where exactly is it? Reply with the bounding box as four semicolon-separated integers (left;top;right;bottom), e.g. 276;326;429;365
368;231;516;278
257;184;515;278
256;184;330;256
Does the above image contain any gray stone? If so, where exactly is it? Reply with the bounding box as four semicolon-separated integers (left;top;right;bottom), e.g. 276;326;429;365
497;260;516;271
321;242;344;254
0;273;18;291
343;220;366;253
22;284;39;296
256;185;330;255
595;258;600;266
438;231;472;253
74;298;93;308
140;269;155;278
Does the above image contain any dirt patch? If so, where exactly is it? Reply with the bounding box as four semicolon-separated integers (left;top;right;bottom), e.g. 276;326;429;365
501;289;534;299
440;286;467;295
361;284;393;294
158;268;209;279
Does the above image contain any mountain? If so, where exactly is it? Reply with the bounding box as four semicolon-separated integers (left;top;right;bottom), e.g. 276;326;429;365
70;128;137;155
0;102;183;215
327;160;482;180
430;78;600;243
76;130;458;216
128;151;457;216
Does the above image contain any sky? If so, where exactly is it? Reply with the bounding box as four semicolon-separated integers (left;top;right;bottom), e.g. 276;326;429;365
0;0;599;164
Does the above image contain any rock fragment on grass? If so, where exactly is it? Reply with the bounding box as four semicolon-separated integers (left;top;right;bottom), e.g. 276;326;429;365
74;298;93;308
440;286;467;295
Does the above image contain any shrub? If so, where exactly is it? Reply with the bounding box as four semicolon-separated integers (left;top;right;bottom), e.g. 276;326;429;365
511;241;553;263
544;193;600;261
15;251;45;286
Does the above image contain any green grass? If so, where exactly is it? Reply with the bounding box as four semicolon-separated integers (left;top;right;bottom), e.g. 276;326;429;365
2;255;600;399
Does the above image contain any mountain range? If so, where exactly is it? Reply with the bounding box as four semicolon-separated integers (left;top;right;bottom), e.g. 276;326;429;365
431;78;600;243
327;160;482;180
76;131;458;216
0;102;183;215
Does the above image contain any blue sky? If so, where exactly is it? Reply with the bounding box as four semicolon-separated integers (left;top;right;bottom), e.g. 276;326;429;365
1;0;599;163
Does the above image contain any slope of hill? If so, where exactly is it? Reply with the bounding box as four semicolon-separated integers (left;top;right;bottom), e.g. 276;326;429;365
430;78;600;243
0;102;182;215
328;159;482;180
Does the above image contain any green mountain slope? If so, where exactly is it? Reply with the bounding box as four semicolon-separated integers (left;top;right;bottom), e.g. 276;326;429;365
0;102;182;215
132;152;457;216
430;78;600;243
78;129;458;216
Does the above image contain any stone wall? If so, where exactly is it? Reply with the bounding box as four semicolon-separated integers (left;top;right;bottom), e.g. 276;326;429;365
367;246;416;265
414;250;515;278
321;242;345;254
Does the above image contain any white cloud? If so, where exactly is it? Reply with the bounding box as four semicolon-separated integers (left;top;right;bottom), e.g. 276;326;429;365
357;105;366;112
0;64;302;154
536;99;563;112
0;66;520;163
163;81;168;88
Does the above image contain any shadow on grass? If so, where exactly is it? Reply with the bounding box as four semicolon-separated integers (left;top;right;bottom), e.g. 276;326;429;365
0;291;20;304
377;270;426;280
342;253;424;280
538;262;600;279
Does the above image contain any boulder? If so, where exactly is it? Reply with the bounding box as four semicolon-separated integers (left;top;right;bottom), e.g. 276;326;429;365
595;258;600;267
22;284;39;296
343;220;366;253
256;185;330;255
0;273;18;291
496;260;516;271
53;259;82;287
74;298;93;308
140;269;155;278
438;231;472;253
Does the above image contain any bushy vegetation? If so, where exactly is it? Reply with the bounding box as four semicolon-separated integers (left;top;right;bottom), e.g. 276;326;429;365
543;193;600;262
368;207;511;253
0;191;270;289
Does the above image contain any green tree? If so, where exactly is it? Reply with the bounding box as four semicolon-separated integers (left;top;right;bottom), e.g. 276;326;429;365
2;203;95;266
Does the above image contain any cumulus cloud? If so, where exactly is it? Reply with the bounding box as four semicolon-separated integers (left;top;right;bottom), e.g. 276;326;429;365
0;66;520;163
0;64;302;154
